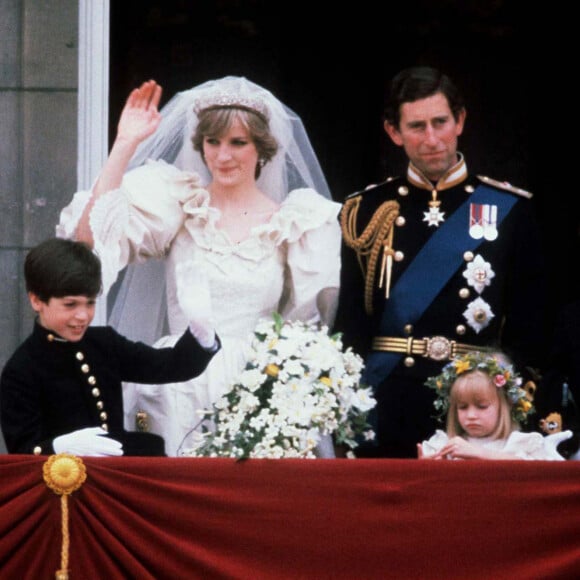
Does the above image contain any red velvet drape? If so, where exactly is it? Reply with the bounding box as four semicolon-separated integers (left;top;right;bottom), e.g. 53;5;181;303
1;456;579;579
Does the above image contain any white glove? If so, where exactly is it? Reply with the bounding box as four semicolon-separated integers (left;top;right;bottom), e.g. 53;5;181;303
175;260;216;349
53;427;124;457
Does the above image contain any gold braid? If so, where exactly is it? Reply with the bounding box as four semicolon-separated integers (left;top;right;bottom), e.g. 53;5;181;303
340;196;400;315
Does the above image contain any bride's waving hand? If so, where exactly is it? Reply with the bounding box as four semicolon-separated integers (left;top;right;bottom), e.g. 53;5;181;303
77;80;163;245
116;80;162;146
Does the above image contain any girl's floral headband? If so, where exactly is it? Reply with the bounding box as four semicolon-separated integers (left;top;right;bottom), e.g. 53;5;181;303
425;351;534;424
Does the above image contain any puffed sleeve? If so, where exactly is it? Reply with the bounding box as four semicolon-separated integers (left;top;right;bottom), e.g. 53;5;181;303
275;189;342;327
502;430;571;460
57;160;207;294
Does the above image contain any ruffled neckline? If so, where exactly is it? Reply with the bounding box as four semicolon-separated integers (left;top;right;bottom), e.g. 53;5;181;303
180;186;339;261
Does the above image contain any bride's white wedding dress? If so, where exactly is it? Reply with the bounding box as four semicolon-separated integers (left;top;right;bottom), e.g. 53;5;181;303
58;160;342;456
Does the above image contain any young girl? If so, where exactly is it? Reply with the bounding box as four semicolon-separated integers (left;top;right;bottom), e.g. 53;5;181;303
417;351;571;460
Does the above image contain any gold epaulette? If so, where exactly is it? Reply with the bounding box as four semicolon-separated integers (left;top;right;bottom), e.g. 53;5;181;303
477;175;533;199
340;195;399;315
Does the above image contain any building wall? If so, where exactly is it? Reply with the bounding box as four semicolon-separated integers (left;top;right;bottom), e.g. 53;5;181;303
0;0;78;452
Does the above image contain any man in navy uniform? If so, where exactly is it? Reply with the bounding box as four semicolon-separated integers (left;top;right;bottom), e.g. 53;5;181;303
336;66;548;458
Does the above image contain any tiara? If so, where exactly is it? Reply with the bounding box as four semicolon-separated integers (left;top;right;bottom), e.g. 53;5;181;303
425;351;534;424
192;91;270;120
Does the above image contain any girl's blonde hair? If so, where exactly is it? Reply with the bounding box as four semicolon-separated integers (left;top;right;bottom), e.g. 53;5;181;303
446;370;518;439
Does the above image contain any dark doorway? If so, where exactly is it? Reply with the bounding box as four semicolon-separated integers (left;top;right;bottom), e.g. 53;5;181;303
109;1;576;313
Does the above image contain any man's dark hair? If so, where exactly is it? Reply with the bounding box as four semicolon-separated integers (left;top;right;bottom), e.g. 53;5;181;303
384;66;465;128
24;238;102;302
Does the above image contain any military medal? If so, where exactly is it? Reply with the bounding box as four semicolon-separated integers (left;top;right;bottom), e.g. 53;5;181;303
470;203;498;240
423;190;445;227
469;203;484;239
483;204;498;241
463;297;495;333
461;253;496;332
462;254;495;294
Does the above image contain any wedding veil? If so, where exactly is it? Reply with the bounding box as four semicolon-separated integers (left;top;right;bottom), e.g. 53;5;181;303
127;76;331;201
108;76;332;343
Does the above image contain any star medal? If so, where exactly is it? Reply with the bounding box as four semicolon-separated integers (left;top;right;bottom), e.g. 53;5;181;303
463;297;495;334
462;254;495;294
423;190;445;227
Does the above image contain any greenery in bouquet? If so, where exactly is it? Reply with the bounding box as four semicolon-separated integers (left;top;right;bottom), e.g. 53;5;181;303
182;313;376;459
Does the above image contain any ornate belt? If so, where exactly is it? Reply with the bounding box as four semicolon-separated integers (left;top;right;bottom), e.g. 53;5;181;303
371;336;491;362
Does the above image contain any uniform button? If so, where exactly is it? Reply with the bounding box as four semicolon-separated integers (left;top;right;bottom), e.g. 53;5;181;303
395;216;406;227
456;325;466;335
459;288;470;299
99;411;108;421
394;251;404;262
81;364;90;373
33;446;42;455
88;376;96;385
404;356;415;367
101;423;108;432
96;401;104;410
404;324;413;335
397;186;409;196
76;352;84;361
91;387;101;397
465;184;475;193
47;334;55;342
463;251;474;262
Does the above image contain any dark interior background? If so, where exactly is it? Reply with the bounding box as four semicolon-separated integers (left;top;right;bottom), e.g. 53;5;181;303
109;0;576;328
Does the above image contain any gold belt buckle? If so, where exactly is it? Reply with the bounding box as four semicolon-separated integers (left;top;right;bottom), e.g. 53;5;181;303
423;336;454;361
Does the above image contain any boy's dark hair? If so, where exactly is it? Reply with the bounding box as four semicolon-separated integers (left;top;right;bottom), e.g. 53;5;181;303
384;66;465;128
24;238;102;302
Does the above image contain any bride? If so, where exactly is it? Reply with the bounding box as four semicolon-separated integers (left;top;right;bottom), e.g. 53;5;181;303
57;76;342;456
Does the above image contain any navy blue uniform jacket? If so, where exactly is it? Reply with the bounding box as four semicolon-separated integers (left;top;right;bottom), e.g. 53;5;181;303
335;169;548;456
0;321;217;455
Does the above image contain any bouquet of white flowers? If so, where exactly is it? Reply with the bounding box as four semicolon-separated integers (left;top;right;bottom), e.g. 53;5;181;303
182;313;376;459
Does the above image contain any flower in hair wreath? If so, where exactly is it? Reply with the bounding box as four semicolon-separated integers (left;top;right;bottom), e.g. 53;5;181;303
182;313;376;459
425;351;534;424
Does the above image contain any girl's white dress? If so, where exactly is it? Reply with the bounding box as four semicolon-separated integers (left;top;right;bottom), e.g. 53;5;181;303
421;429;572;460
58;160;342;456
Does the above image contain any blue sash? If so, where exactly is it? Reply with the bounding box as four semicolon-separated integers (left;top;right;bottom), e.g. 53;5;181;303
363;184;517;387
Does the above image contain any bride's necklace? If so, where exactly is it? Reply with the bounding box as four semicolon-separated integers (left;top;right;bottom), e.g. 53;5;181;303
218;205;273;218
209;187;269;217
211;195;275;219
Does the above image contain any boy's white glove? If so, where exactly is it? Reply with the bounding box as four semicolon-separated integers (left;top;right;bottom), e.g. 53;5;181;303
175;260;216;349
53;427;123;456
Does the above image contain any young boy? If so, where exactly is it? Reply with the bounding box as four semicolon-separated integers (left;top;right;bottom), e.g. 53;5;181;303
0;238;219;456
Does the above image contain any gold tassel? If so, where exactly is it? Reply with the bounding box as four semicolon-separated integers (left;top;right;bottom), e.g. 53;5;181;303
378;227;395;299
341;197;400;314
43;453;87;579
